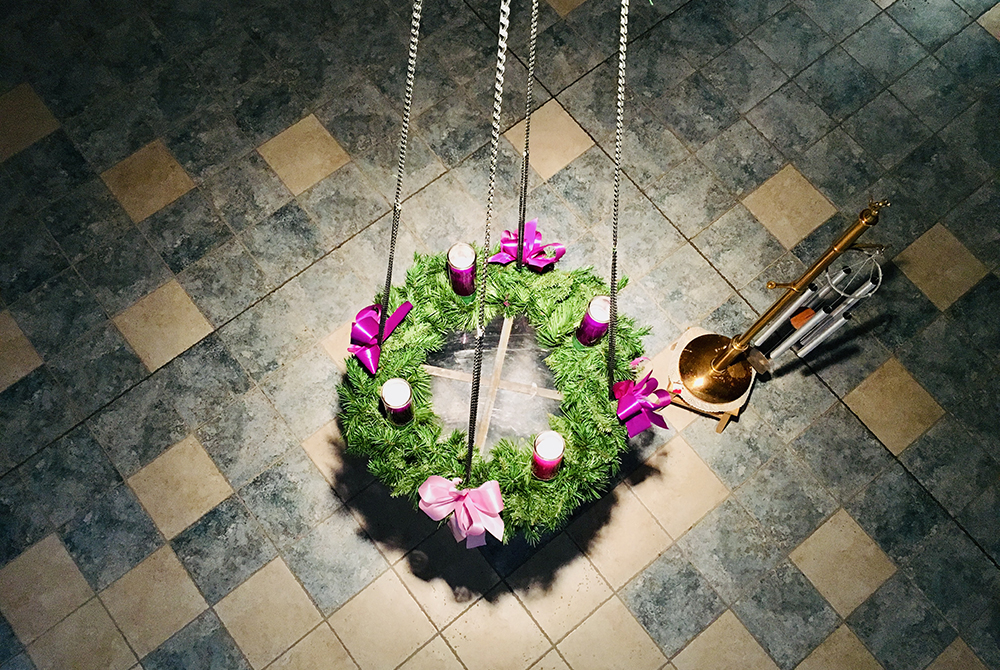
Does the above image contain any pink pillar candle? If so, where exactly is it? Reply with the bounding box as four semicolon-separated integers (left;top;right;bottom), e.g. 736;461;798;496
380;378;413;425
447;242;476;297
532;431;565;480
575;296;611;346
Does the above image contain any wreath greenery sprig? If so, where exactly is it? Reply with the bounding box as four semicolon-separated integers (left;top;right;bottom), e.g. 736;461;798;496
337;247;648;543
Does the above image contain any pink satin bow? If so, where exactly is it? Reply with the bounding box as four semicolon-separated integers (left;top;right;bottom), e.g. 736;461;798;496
613;371;672;438
348;302;412;375
488;219;565;270
418;476;505;548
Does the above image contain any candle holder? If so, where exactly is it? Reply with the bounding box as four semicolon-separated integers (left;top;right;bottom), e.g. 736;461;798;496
447;242;476;297
380;378;413;425
532;431;565;480
575;296;611;347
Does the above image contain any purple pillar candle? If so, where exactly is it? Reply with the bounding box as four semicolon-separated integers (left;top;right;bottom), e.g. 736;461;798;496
380;378;413;425
532;431;565;480
447;243;476;297
575;296;611;346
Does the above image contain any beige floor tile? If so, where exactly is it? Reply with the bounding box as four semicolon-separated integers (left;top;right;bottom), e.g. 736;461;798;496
395;527;501;628
99;546;206;657
979;3;1000;40
128;435;233;538
504;100;593;181
926;637;989;670
844;357;944;455
531;649;570;670
0;310;42;392
894;223;988;310
27;598;136;670
673;610;777;670
790;509;896;618
0;535;93;644
101;139;194;222
0;83;59;162
443;585;550;670
558;597;666;670
268;623;358;670
545;0;588;17
329;570;435;670
320;321;353;373
742;165;836;249
509;534;612;642
794;625;882;670
567;484;671;589
215;558;322;670
257;114;350;196
627;435;729;538
113;280;213;371
398;636;463;670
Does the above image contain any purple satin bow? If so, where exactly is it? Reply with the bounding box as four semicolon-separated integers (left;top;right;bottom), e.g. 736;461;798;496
418;476;505;548
613;371;672;438
488;219;565;270
348;302;412;375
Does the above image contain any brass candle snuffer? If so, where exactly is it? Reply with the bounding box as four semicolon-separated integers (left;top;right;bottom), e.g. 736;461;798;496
674;199;890;408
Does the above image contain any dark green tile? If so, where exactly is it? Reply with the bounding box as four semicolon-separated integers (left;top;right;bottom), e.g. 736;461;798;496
139;189;232;273
749;6;834;77
889;0;971;51
842;13;927;86
795;47;881;122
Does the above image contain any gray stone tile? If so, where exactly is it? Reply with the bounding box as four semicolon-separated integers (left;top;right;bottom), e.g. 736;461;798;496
888;0;972;51
5;131;93;211
601;103;689;190
890;135;984;223
142;610;252;670
942;182;1000;273
0;214;70;306
795;47;882;122
547;147;616;226
37;179;132;265
529;20;604;94
281;248;371;337
452;136;542;217
935;23;1000;94
177;238;272;328
8;269;105;360
646;156;736;238
747;82;835;160
749;6;834;77
625;29;695;109
203;151;292;232
795;0;879;41
965;602;1000;670
739;252;808;314
842;14;928;86
795;128;882;211
650;73;740;149
661;0;740;68
218;293;314;382
700;293;758;337
91;15;168;85
260;346;342;441
163;333;252;430
696;120;785;197
692;204;785;288
732;560;839;670
947;273;1000;360
163;103;253;183
0;614;21;666
678;498;783;604
415;91;490;169
847;573;957;670
890;56;977;132
75;227;173;316
703;39;788;113
640;243;732;330
226;68;307;146
718;0;789;34
806;326;892;399
959;481;1000;565
938;94;1000;187
283;508;387;615
63;86;157;174
240;201;327;285
848;261;939;353
138;189;232;274
749;365;837;443
404;172;488;253
621;546;727;657
297;163;389;250
371;49;454;120
843;92;931;171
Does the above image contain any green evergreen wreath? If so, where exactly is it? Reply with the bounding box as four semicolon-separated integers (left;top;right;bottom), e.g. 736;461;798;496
337;247;648;543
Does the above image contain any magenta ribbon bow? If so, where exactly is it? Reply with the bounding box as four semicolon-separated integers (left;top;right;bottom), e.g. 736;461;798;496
418;476;505;548
613;371;672;438
488;219;565;270
348;302;412;375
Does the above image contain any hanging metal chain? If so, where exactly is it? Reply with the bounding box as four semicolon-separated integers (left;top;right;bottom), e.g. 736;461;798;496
379;0;423;344
515;0;539;272
465;0;512;483
607;0;630;399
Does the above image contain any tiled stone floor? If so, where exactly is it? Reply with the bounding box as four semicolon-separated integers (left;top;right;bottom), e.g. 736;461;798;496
1;0;999;668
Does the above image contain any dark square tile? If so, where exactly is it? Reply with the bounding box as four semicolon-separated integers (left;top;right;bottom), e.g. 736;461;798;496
91;16;168;84
280;250;370;337
38;178;132;264
217;293;313;382
696;119;785;196
260;346;342;441
0;214;69;305
849;261;939;352
146;0;226;51
529;20;604;94
733;560;839;670
138;189;232;273
789;403;893;504
467;54;550;134
0;467;49;567
546;146;616;225
621;546;727;657
805;325;892;399
415;91;490;169
739;252;808;313
651;73;740;149
943;181;1000;273
171;496;277;604
163;333;252;429
227;69;307;146
241;202;327;284
845;462;950;564
936;23;1000;93
692;204;785;288
29;45;119;119
842;91;931;170
0;652;32;670
903;521;1000;629
606;102;689;190
735;448;837;549
626;26;695;105
371;47;454;119
718;0;788;34
747;82;835;160
795;128;882;210
750;364;837;442
890;56;977;132
795;47;882;122
890;135;985;222
750;5;834;77
131;58;207;132
424;8;497;87
47;321;146;417
568;0;673;54
203;151;292;232
8;269;104;359
594;184;685;280
63;87;157;174
452;136;542;216
795;0;879;41
4;130;93;210
842;13;928;86
163;103;253;183
953;0;997;14
297;163;389;250
889;0;971;51
662;0;740;67
87;372;187;476
0;614;20;667
959;482;1000;565
23;425;120;530
700;293;759;340
703;39;788;113
677;498;784;603
640;243;733;330
177;239;271;327
192;28;270;98
75;227;172;316
142;610;252;670
948;273;1000;359
847;573;957;670
60;482;162;589
966;602;1000;670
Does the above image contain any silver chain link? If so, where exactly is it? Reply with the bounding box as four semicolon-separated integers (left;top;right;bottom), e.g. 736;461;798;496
608;0;630;398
